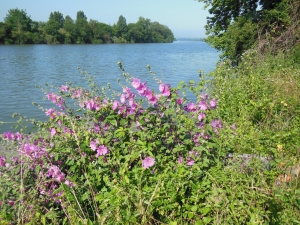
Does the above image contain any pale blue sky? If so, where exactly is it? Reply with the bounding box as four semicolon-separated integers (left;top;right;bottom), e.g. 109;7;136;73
0;0;209;38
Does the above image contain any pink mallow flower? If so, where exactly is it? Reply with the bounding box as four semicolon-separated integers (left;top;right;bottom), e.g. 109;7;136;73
136;82;148;96
96;145;109;157
85;99;100;111
198;113;206;121
0;156;6;167
47;165;65;183
198;100;208;110
176;98;183;105
3;131;15;140
142;156;155;169
112;100;120;110
60;85;69;92
186;158;195;166
50;128;56;136
178;156;183;164
210;99;217;109
132;78;141;89
211;119;222;129
46;92;65;108
159;83;171;97
90;139;99;151
185;103;196;112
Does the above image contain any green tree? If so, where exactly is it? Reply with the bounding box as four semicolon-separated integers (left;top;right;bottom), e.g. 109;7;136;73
49;11;64;28
136;17;151;43
4;8;32;44
0;22;12;44
127;23;142;43
116;15;128;38
198;0;290;62
63;15;75;43
75;11;91;44
44;19;61;43
150;22;174;43
89;19;112;43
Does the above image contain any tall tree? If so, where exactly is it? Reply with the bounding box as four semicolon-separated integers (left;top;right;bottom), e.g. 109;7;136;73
198;0;290;62
0;22;11;44
75;11;90;43
4;8;32;44
136;17;151;43
116;15;128;38
76;11;87;21
44;19;61;43
63;15;75;43
49;11;64;28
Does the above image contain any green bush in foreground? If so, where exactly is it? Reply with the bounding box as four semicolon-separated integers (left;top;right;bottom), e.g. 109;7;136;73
0;61;300;224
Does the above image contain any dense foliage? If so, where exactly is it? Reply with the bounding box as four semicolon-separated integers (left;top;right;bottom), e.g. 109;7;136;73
0;9;174;44
198;0;299;63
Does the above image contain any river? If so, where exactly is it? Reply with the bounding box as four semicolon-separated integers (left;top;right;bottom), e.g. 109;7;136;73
0;41;219;133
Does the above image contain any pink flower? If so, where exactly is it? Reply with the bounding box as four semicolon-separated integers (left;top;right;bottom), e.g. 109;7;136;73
211;119;222;129
231;124;236;130
64;179;75;187
132;78;141;89
85;99;100;111
7;200;15;207
45;108;63;119
48;165;65;183
50;128;56;136
200;93;209;100
186;158;195;166
96;145;109;157
0;156;6;167
185;103;196;112
159;83;171;97
3;131;15;140
60;85;69;92
178;156;183;164
129;98;138;109
142;156;155;169
176;98;183;104
198;101;208;110
198;113;206;121
136;82;148;96
72;89;82;99
94;124;100;133
148;94;158;105
112;100;120;110
46;93;65;108
210;99;217;109
90;139;99;151
120;94;126;103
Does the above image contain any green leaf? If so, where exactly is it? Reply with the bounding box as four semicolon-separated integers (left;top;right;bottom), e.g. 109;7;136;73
124;175;129;184
200;207;211;216
188;212;194;219
191;205;198;212
41;215;46;225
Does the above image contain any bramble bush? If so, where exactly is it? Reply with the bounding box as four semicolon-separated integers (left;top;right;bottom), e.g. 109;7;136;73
0;62;300;224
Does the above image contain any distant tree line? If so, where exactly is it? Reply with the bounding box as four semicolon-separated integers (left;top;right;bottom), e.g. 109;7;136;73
0;9;175;44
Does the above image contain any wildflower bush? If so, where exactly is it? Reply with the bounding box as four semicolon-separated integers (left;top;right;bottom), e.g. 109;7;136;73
0;63;230;224
1;59;300;224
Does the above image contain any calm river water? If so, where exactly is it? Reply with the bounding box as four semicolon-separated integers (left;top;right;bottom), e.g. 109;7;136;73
0;41;219;133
